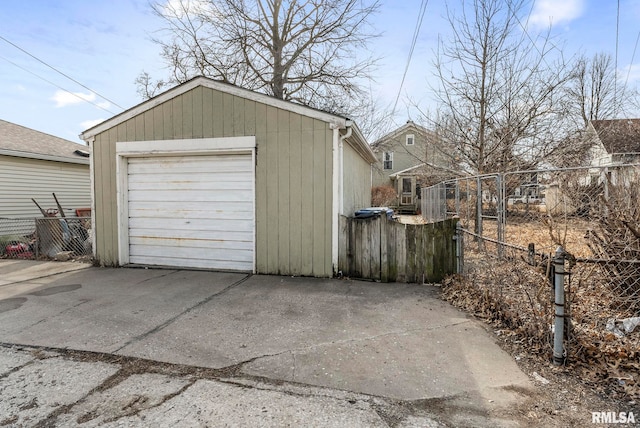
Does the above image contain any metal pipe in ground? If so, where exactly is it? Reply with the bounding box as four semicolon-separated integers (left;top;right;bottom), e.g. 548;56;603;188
553;246;566;365
455;222;464;274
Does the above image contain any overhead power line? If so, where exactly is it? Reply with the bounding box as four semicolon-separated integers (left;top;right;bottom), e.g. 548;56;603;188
0;34;125;110
614;0;620;113
392;0;429;116
0;54;117;114
621;30;640;104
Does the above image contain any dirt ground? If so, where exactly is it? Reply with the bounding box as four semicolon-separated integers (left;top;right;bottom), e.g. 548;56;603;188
395;210;640;425
492;333;639;427
439;260;640;427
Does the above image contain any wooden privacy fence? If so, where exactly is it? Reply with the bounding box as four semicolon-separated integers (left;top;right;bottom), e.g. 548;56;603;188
338;215;458;283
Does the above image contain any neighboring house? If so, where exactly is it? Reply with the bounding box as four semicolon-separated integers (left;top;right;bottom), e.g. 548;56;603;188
80;76;376;277
585;118;640;185
0;119;90;220
546;118;640;215
507;171;543;204
371;121;450;212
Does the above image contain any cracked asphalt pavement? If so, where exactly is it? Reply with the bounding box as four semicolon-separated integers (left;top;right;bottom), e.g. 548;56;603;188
0;260;536;427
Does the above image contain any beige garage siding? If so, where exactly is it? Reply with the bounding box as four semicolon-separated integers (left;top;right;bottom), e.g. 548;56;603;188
342;141;372;216
0;156;90;218
92;85;334;277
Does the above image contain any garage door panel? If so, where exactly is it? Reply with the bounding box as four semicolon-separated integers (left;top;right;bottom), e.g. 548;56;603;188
128;156;252;174
129;207;253;221
125;152;254;272
128;170;252;184
129;255;252;271
128;189;253;203
129;228;253;243
128;200;252;212
128;179;253;192
129;217;253;232
130;244;253;261
129;236;251;251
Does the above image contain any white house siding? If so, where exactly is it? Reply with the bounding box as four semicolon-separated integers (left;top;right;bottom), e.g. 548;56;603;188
0;155;90;219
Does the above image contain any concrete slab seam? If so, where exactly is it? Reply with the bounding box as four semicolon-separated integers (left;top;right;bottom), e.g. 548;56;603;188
237;319;475;366
1;341;387;403
13;298;92;334
0;342;464;428
0;356;36;382
0;266;91;288
129;268;180;285
114;274;252;353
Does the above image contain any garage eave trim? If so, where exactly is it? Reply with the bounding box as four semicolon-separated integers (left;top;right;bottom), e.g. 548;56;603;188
116;136;256;156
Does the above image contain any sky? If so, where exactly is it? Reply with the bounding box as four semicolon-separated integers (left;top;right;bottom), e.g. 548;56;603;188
1;0;640;144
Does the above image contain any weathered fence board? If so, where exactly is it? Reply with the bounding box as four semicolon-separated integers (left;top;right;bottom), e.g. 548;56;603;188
338;215;458;283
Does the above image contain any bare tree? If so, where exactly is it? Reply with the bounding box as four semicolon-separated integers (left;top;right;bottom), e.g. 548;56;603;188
134;71;171;99
432;0;574;175
140;0;379;113
567;52;639;127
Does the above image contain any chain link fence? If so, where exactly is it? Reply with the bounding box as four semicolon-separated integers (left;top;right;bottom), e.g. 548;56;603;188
0;216;92;261
423;165;640;398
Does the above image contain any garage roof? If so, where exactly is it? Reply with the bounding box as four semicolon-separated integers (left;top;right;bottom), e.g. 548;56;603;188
80;76;376;163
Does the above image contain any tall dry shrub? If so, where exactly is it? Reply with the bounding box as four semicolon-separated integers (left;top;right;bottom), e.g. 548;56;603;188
371;186;397;207
586;177;640;312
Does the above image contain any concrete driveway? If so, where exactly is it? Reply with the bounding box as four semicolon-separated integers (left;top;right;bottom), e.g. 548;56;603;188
0;260;536;427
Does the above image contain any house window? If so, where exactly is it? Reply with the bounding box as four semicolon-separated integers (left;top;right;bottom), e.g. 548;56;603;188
406;134;415;145
383;152;393;170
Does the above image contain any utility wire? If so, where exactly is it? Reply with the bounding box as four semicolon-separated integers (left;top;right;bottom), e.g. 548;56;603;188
621;30;640;104
614;0;620;113
0;34;125;110
391;0;429;116
0;54;118;114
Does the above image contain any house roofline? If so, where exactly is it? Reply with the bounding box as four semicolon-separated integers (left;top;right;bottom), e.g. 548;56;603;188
371;121;434;148
0;148;89;165
389;163;427;177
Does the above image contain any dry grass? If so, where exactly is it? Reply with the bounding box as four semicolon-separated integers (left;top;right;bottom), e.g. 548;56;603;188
461;217;594;257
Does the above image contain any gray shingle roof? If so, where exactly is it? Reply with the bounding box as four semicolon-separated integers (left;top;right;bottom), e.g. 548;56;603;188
0;119;90;162
591;119;640;154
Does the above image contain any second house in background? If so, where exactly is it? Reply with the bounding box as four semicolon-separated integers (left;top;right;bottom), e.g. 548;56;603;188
371;120;452;214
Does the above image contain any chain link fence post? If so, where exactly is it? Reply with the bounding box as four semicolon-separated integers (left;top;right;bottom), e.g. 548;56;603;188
553;246;566;366
455;221;464;274
475;176;483;249
496;173;505;259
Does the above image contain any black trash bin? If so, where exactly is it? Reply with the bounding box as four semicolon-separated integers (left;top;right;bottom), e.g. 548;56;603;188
354;207;394;219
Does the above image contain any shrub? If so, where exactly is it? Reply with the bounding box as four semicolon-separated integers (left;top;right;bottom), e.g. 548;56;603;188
371;186;396;207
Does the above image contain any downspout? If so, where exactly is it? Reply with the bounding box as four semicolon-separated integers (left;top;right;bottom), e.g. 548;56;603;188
339;123;353;215
330;120;352;276
85;136;97;260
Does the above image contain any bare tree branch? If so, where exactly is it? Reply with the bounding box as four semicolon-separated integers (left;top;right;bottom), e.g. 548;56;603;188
432;0;575;175
138;0;380;114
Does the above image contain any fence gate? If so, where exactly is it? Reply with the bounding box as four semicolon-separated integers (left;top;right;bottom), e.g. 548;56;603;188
338;215;458;283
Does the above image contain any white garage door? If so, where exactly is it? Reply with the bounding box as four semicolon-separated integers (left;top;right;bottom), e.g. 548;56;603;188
126;154;254;271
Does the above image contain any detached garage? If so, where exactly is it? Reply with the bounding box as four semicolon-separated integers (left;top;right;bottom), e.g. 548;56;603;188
80;77;375;277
